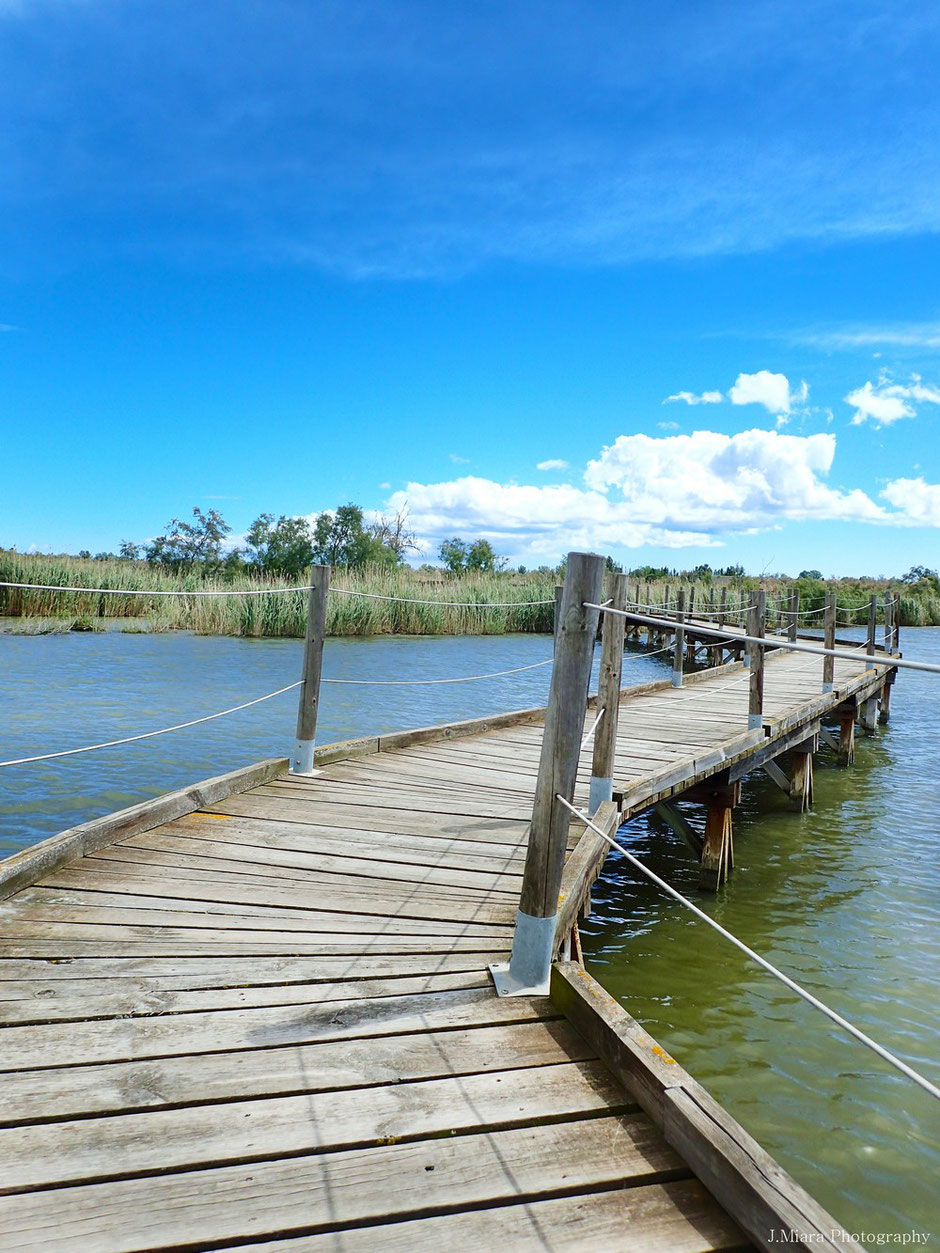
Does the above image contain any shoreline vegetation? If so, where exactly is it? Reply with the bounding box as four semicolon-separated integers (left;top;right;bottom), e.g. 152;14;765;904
3;550;940;637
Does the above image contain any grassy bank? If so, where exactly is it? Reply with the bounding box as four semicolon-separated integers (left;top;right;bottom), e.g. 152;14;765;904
0;552;556;636
2;551;939;635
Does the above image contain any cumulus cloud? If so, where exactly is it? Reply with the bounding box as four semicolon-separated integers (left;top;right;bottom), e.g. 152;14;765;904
729;371;808;416
881;477;940;526
384;427;916;564
844;373;940;425
664;390;724;406
536;458;568;471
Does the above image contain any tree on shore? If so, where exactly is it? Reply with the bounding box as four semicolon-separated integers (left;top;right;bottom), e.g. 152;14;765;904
438;537;506;574
145;508;232;573
245;514;314;579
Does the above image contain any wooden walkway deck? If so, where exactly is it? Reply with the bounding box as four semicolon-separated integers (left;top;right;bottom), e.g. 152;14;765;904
0;641;888;1250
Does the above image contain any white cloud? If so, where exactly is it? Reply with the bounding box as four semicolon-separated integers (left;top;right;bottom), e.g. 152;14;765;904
664;390;723;406
729;371;807;416
794;322;940;351
881;477;940;526
844;373;940;425
657;420;680;431
448;453;471;464
386;427;909;565
536;458;569;471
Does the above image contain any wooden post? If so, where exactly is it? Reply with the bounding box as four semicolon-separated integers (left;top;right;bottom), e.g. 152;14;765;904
292;564;331;775
894;594;901;652
879;671;894;724
838;707;855;767
553;585;563;652
866;593;877;670
883;593;893;655
790;749;814;812
688;585;695;617
747;589;765;730
822;589;836;693
491;551;605;996
699;782;737;891
718;586;727;630
788;588;799;643
672;587;686;688
590;571;628;813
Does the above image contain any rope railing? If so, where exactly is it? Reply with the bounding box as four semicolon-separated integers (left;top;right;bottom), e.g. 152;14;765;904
589;605;938;676
0;579;555;609
556;795;940;1102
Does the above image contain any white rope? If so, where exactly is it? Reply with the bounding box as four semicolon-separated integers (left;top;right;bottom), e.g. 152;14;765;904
330;588;553;608
0;580;555;609
580;707;605;750
588;606;940;675
321;658;553;685
0;682;303;767
0;580;313;597
557;795;940;1102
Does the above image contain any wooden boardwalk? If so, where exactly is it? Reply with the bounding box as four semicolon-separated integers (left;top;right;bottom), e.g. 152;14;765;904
0;631;890;1250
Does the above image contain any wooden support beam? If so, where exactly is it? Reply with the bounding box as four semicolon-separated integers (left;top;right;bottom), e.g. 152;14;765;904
761;759;791;794
838;711;855;767
655;802;704;858
859;695;879;737
790;750;814;811
693;778;738;891
819;726;840;753
879;674;893;724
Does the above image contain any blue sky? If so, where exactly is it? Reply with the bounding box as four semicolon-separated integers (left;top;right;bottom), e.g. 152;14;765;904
1;0;939;575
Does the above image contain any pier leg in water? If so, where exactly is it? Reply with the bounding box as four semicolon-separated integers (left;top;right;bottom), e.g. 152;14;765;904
879;673;894;724
838;704;856;767
859;695;879;737
790;748;814;812
688;777;739;891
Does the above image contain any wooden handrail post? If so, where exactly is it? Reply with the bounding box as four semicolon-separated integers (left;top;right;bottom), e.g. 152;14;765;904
747;589;765;730
822;589;836;693
866;594;878;669
672;586;686;688
590;571;628;813
491;551;605;996
292;564;331;775
894;594;901;652
884;592;894;655
718;586;727;630
553;585;563;652
788;588;799;643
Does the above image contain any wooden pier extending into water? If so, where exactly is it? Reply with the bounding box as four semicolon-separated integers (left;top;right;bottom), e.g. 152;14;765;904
0;555;901;1250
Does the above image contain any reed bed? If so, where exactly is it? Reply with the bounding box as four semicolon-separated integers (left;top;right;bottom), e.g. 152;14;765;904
3;551;938;635
0;552;556;636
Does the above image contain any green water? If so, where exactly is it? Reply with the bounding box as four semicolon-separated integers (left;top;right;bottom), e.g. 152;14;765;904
582;627;940;1236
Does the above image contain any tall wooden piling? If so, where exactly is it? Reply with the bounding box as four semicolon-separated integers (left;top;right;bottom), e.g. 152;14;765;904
672;586;686;688
866;594;877;670
292;564;331;775
492;551;605;996
590;571;628;812
822;590;836;693
747;589;765;730
789;588;799;642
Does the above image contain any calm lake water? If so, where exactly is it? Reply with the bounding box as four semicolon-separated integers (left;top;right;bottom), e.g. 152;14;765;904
1;626;938;1235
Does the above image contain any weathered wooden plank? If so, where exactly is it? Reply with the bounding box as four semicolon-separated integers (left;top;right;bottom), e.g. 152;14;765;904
240;1179;747;1252
36;865;516;926
0;758;289;901
95;832;525;895
0;986;550;1071
551;963;847;1250
0;1017;592;1124
0;934;510;959
0;1114;690;1252
0;969;489;1024
0;1060;630;1193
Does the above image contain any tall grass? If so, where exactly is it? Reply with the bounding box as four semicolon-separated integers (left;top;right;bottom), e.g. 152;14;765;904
3;551;938;635
0;552;556;636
